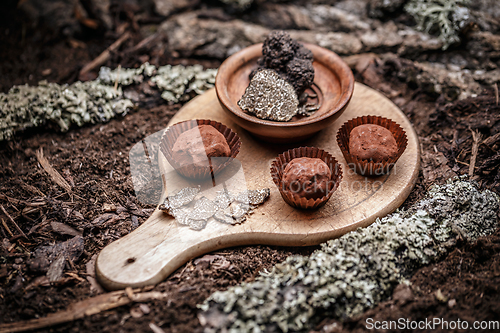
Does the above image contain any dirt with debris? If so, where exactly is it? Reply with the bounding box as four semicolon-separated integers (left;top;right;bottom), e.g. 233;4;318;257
311;228;500;333
1;0;500;332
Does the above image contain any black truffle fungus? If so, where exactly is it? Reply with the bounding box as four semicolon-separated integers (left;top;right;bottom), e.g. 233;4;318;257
285;58;314;95
253;31;314;94
260;31;297;70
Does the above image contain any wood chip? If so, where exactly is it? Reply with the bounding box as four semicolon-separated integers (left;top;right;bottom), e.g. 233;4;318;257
102;203;117;212
482;132;500;147
149;323;167;333
47;255;66;283
50;222;83;237
469;129;482;177
36;148;72;195
194;254;224;266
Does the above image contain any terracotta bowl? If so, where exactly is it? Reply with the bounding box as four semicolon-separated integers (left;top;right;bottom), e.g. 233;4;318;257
215;43;354;143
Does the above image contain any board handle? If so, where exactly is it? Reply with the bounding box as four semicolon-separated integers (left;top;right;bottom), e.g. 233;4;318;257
96;209;246;290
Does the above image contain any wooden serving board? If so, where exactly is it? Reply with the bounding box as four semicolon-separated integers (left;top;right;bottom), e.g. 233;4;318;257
96;83;420;290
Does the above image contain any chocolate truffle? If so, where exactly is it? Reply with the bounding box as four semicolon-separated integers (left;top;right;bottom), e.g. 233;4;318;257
172;125;231;167
282;157;331;200
349;124;398;161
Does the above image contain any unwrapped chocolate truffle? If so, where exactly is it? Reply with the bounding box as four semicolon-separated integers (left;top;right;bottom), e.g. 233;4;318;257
172;125;231;167
282;157;332;200
238;68;299;121
349;124;398;161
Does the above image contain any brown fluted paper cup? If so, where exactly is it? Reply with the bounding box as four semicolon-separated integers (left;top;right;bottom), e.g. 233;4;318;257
336;115;407;176
270;146;342;210
160;119;241;179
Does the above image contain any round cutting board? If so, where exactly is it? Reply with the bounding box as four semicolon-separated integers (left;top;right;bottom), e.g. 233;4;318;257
96;82;420;290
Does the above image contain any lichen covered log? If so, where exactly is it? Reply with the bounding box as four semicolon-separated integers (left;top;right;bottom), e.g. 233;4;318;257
0;64;217;141
199;178;499;332
0;80;133;141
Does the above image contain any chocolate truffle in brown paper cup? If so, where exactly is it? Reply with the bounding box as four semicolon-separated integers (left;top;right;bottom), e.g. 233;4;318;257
160;119;241;179
270;147;342;210
336;115;407;176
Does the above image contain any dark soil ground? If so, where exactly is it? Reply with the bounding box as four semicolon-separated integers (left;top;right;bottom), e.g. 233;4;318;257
1;1;500;332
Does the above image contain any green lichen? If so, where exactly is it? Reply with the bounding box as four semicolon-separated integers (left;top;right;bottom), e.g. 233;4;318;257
98;62;156;86
405;0;471;50
99;63;217;103
0;63;217;141
0;80;133;141
415;178;499;240
198;178;499;332
151;64;217;103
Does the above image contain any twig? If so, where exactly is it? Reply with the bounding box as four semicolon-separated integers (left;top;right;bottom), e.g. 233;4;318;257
65;272;86;283
79;31;131;77
36;148;72;195
125;286;134;299
0;194;46;207
0;205;27;239
469;129;482;177
21;210;36;223
494;83;499;106
1;218;14;237
113;64;121;93
22;206;41;216
149;323;167;333
0;221;6;238
123;33;159;54
482;132;500;150
451;129;459;152
19;181;46;197
0;289;168;333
